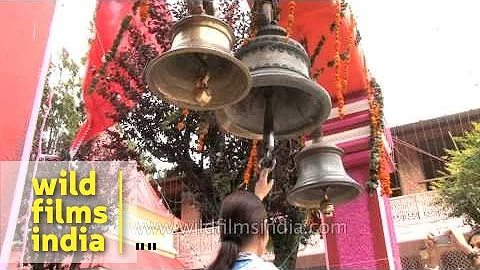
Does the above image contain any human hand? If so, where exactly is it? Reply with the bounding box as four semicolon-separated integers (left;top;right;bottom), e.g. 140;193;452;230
446;228;473;253
254;168;274;200
424;233;441;269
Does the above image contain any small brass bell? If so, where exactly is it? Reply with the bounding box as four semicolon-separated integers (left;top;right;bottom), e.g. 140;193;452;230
146;11;251;110
216;24;331;139
287;138;362;209
320;196;335;217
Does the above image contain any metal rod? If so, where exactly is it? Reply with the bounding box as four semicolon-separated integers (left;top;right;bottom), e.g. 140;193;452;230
264;89;274;153
261;89;276;170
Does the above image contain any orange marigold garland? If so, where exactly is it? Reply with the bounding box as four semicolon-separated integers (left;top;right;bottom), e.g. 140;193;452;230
196;121;209;152
252;143;259;178
334;0;345;118
176;108;189;131
243;139;258;187
366;77;392;196
379;142;392;196
286;1;296;37
340;5;356;105
139;1;150;23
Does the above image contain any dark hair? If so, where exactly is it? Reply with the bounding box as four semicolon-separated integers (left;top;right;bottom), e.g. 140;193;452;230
468;228;480;246
208;191;268;270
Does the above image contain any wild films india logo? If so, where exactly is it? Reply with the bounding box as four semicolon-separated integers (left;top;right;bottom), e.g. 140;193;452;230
16;161;138;264
31;170;106;252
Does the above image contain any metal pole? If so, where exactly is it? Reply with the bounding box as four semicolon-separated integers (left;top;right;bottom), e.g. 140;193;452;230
261;89;275;170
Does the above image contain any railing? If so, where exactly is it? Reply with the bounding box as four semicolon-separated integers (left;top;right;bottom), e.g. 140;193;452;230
173;191;456;268
390;191;451;225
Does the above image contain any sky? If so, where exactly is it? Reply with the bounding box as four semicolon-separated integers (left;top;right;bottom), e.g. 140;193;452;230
51;0;480;127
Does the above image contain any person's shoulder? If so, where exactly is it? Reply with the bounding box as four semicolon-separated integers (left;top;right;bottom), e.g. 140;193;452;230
239;259;279;270
255;261;279;270
251;261;278;270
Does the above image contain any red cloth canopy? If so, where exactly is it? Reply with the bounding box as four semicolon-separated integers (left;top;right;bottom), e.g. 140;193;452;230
278;1;369;101
71;1;170;156
70;1;133;155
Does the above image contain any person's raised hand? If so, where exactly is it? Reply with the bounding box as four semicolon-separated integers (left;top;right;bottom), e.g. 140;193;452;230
447;228;473;253
254;168;274;200
424;232;441;269
425;233;436;251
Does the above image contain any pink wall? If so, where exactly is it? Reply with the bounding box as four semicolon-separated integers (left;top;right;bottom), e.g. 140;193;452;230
0;1;54;161
0;1;55;263
325;163;390;268
322;133;400;268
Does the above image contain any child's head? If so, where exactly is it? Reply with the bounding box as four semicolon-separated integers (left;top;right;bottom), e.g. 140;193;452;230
209;191;269;270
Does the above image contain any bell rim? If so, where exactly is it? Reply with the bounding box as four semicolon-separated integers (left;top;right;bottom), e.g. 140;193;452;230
294;142;344;164
145;47;252;111
287;179;363;209
172;15;235;44
215;71;332;139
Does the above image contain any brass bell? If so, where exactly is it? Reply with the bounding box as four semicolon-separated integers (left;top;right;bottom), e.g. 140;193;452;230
287;138;362;209
216;25;332;139
145;15;251;110
320;197;335;217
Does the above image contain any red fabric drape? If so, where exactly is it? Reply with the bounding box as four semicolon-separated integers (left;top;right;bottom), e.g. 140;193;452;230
71;1;171;156
70;1;133;155
278;1;368;100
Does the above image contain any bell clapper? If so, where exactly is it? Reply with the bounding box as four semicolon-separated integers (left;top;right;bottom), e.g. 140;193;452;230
193;72;212;106
320;193;335;217
193;53;212;106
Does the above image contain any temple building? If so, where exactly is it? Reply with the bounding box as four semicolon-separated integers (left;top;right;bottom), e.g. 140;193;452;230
158;108;480;269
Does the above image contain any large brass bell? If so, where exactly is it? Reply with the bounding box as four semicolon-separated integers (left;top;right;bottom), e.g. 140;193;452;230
216;25;332;139
287;138;362;209
145;14;251;110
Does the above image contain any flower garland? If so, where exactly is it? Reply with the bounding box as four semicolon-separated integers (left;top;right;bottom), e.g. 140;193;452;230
334;0;345;118
243;139;258;187
177;108;189;131
85;0;172;125
379;140;392;196
305;210;321;232
341;5;356;106
286;1;296;37
196;121;209;152
366;77;392;196
139;1;149;22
